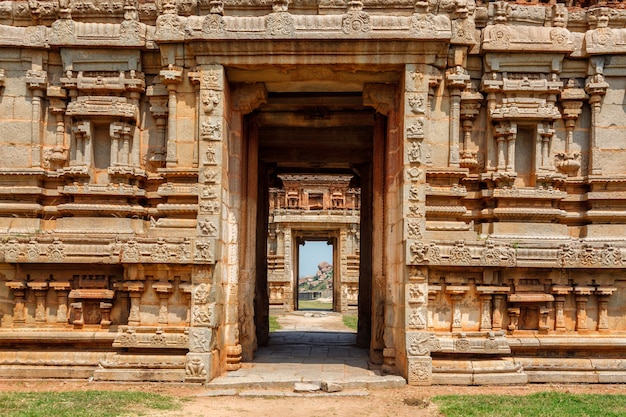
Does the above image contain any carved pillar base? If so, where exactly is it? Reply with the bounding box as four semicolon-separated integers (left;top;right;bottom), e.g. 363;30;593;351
407;356;432;386
381;347;396;375
185;351;218;383
225;344;243;371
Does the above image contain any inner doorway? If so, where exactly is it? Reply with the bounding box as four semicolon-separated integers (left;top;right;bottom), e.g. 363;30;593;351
249;91;380;351
297;239;334;311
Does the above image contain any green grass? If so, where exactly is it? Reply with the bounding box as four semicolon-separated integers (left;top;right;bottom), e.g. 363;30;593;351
269;315;281;332
0;390;180;417
342;314;358;331
434;392;626;417
298;300;332;310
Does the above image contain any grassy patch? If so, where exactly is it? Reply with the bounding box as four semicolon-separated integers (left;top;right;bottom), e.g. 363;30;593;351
298;300;332;310
342;314;358;331
434;392;626;417
0;390;180;417
269;315;281;332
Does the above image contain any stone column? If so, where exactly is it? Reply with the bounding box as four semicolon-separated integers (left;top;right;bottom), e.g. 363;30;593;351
123;281;144;326
446;286;469;332
25;69;47;168
28;282;49;324
557;85;586;176
47;87;69;168
596;286;616;332
110;122;121;166
538;123;554;171
492;294;505;331
445;66;470;168
506;124;517;173
100;302;112;329
459;96;481;169
427;284;441;331
159;65;183;167
50;282;71;324
6;281;27;326
551;285;572;332
72;120;92;167
585;59;609;176
477;286;509;332
495;123;508;172
70;302;83;329
574;286;594;332
152;281;173;325
507;307;520;332
147;84;169;166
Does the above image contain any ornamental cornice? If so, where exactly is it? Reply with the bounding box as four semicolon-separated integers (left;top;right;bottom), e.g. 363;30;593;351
0;237;212;265
406;239;626;269
482;24;574;53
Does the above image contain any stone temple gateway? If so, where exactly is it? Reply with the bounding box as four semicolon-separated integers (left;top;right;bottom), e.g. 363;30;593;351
1;0;626;385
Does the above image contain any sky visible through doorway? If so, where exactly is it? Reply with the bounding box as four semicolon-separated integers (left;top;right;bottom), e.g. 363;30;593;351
299;241;333;277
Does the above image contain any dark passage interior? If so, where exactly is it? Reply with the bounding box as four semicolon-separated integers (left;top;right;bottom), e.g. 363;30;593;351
251;92;380;350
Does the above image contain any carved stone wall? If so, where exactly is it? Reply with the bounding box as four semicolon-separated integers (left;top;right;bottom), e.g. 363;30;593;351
0;0;626;385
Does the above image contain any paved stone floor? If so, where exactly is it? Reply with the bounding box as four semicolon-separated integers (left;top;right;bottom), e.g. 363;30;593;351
207;312;406;391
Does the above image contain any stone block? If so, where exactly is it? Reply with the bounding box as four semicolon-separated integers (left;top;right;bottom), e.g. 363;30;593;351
294;382;321;392
598;372;626;384
93;369;185;382
473;372;528;385
526;371;598;384
321;381;343;392
431;373;473;385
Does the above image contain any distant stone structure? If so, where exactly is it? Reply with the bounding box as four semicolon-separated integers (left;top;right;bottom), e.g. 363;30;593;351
1;0;626;385
267;174;359;312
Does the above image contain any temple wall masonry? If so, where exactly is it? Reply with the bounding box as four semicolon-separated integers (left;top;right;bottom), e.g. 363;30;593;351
2;0;626;385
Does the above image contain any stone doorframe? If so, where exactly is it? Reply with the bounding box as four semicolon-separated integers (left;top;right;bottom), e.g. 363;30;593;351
230;82;401;372
293;232;339;312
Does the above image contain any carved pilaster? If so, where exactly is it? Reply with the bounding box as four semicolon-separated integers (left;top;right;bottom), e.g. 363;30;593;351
70;302;83;329
507;307;520;332
153;281;173;325
445;66;470;168
160;66;183;167
460;92;482;170
596;287;616;332
556;83;586;176
71;120;92;168
552;285;572;332
28;282;48;324
6;282;27;326
122;281;144;326
47;86;69;168
574;286;594;332
26;69;47;168
147;83;169;165
187;265;219;382
492;294;505;331
446;286;469;332
585;58;609;176
50;282;72;324
476;286;509;332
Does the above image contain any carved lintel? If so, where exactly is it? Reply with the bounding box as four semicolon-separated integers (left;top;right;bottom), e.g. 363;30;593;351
363;83;396;115
232;83;267;115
